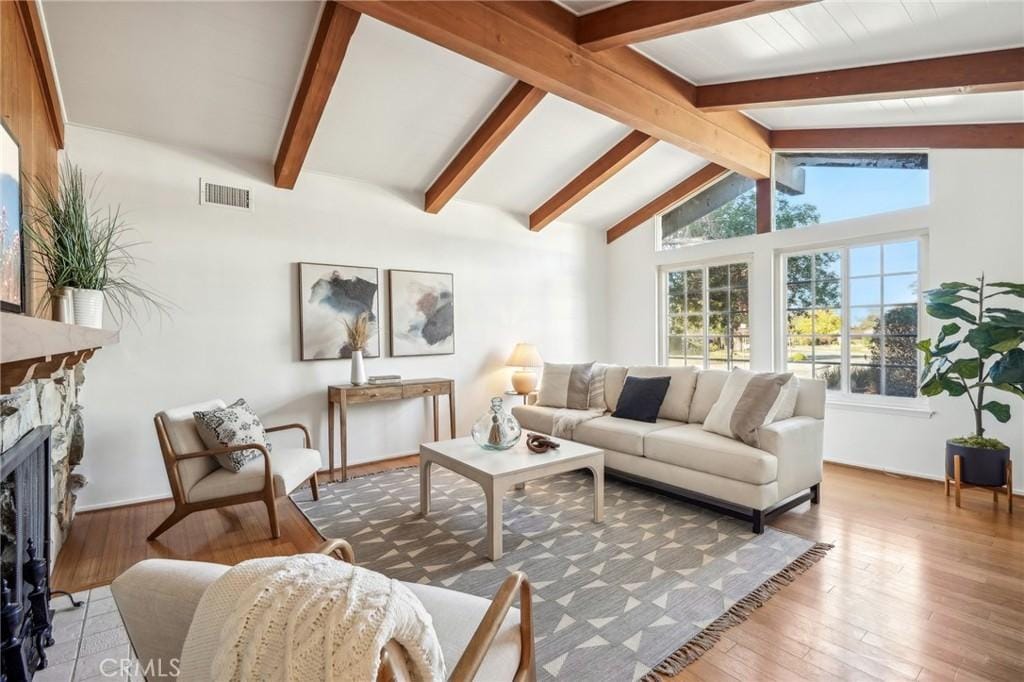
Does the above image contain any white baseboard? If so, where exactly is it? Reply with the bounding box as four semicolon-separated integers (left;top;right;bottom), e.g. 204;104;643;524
824;456;1021;496
76;491;172;512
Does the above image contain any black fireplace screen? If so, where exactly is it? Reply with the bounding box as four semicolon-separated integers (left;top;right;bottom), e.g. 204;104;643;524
1;426;56;678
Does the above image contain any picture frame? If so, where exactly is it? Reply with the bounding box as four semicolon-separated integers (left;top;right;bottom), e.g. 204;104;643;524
298;262;380;360
388;269;455;357
1;120;26;314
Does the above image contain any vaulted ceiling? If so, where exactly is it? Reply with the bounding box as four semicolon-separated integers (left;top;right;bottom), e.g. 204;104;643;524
42;0;1024;236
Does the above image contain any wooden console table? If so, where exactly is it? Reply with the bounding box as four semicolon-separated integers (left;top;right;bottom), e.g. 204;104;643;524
327;378;455;482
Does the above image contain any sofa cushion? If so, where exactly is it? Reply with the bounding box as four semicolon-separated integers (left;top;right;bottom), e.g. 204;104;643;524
688;370;729;424
703;370;795;447
627;366;699;422
612;375;672;423
510;404;559;434
187;447;320;502
644;424;778;485
405;582;521;681
603;365;628;411
573;416;676;456
538;362;594;409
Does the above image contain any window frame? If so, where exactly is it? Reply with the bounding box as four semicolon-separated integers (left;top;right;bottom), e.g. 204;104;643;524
776;232;929;405
659;256;754;370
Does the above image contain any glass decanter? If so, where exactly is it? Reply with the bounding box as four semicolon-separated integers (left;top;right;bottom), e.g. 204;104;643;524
471;397;522;450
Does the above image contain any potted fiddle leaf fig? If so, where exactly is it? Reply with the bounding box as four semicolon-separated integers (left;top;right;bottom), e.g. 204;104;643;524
917;275;1023;487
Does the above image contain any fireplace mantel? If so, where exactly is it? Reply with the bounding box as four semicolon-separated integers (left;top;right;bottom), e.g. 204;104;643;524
1;313;119;394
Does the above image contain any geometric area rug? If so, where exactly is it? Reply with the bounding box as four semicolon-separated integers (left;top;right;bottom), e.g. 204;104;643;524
292;467;831;681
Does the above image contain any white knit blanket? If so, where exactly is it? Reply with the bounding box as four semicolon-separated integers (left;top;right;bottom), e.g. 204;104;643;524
551;408;605;440
177;554;446;682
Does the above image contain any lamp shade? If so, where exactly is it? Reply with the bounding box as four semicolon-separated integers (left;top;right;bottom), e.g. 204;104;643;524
506;343;543;368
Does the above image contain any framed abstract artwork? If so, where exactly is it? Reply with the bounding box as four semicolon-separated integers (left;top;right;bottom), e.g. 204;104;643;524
388;269;454;357
298;262;380;360
1;121;25;314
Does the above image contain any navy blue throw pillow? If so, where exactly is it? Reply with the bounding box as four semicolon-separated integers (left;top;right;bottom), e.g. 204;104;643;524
612;375;672;423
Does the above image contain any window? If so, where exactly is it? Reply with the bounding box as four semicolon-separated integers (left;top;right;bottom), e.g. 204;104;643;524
774;152;929;228
660;173;755;249
783;239;921;398
665;262;749;370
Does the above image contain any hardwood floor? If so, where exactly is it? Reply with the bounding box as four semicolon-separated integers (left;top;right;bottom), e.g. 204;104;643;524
53;461;1022;681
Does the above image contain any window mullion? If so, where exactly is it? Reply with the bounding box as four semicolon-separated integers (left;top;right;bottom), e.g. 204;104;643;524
841;247;850;395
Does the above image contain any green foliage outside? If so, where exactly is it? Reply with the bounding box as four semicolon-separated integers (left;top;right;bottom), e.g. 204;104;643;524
663;189;821;248
918;275;1024;448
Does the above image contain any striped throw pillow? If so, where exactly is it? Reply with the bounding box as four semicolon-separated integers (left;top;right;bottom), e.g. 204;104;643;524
538;362;595;410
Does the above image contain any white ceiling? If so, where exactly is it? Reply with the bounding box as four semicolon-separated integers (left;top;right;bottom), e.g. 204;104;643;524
305;16;513;193
752;90;1024;129
636;1;1024;84
44;1;319;166
459;96;630;217
41;0;1024;232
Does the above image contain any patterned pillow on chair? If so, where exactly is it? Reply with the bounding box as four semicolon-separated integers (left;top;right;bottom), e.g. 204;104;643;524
193;399;272;473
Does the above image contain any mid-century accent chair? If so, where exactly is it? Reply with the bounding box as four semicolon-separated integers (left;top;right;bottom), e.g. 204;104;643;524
149;399;321;540
112;539;536;681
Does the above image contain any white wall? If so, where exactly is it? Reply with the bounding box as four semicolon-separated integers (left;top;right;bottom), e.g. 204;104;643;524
67;125;607;509
607;150;1024;493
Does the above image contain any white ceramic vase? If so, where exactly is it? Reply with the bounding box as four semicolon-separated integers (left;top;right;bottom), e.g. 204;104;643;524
350;350;368;386
71;288;104;329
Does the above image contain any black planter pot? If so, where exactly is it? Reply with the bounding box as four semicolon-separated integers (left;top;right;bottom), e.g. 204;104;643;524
945;440;1011;487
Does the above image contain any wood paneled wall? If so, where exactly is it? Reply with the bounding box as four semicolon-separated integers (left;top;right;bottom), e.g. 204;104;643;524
1;1;60;315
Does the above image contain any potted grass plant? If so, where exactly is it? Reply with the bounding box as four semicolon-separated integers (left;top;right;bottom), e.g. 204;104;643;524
23;159;167;328
917;275;1023;488
344;312;371;385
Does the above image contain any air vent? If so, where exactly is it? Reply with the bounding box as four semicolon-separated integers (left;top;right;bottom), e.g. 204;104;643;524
199;179;252;211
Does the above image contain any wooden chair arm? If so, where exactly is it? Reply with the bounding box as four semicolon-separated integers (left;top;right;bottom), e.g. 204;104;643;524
266;423;312;448
315;540;535;681
316;538;355;563
450;571;535;682
175;443;274;495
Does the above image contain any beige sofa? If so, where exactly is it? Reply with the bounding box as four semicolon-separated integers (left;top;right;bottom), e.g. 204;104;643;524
512;367;825;533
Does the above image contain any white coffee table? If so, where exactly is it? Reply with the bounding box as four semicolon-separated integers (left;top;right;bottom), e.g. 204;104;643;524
419;436;604;560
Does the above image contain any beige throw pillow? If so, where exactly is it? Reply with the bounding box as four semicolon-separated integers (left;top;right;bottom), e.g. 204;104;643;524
702;370;796;447
538;362;594;410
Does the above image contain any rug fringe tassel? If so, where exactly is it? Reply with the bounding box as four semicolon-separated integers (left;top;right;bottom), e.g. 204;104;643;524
640;541;834;682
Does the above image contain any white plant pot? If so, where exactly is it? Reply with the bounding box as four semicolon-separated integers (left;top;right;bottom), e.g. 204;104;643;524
71;288;104;329
350;350;368;386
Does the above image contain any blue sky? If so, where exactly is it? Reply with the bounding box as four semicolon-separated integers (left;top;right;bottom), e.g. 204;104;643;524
792;166;929;224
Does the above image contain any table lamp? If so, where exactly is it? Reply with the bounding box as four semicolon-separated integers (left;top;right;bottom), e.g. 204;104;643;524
506;343;543;394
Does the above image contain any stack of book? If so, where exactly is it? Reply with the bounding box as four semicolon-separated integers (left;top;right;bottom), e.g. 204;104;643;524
368;375;402;385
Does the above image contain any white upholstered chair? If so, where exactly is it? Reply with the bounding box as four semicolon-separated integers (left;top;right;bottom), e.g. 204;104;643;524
148;399;321;540
112;539;536;681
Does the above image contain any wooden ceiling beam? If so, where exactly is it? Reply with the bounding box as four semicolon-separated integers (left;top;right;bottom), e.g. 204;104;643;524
340;1;772;179
425;81;545;214
14;0;64;148
274;2;360;189
606;163;729;244
577;1;815;52
530;130;657;231
771;123;1024;150
698;48;1024;111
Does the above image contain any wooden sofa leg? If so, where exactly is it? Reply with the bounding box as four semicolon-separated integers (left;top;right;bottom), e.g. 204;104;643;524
309;472;320;501
266;498;281;539
752;509;765;534
811;483;821;505
147;507;189;541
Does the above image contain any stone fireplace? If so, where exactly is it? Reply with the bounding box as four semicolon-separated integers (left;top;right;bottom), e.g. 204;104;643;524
1;313;118;561
1;367;86;557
